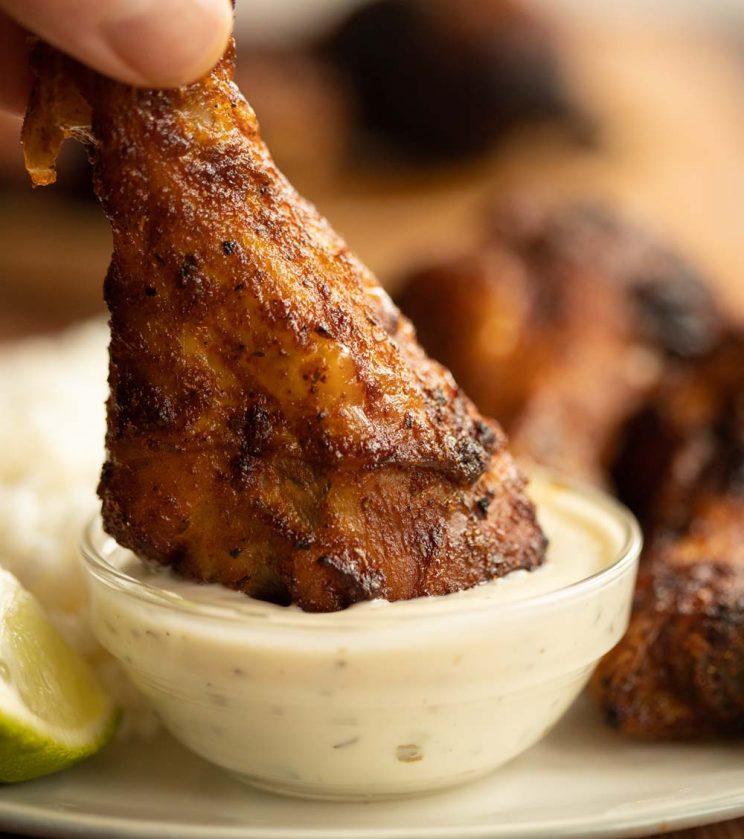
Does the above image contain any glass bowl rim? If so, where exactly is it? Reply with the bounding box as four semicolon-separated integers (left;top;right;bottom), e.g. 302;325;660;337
80;469;642;632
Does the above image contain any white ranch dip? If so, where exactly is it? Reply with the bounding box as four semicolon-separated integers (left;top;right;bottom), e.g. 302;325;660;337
84;474;640;799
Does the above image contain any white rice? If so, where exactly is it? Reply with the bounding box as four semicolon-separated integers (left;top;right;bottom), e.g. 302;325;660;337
0;320;158;739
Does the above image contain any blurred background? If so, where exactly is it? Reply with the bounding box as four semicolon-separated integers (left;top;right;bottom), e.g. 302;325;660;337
1;0;743;339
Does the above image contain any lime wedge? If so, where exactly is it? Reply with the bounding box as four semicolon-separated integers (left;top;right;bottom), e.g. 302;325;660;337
0;569;119;783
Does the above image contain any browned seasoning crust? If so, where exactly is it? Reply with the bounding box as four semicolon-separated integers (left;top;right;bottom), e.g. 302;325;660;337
22;42;546;612
592;336;744;738
398;200;721;485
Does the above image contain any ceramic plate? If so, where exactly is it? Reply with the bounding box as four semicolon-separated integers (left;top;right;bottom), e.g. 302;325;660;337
2;697;743;839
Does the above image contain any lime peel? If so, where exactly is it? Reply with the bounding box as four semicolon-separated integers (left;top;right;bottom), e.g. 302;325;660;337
0;569;119;783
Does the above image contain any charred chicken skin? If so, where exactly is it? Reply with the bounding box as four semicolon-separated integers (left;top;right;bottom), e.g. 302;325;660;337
592;335;744;737
398;201;721;485
22;42;545;612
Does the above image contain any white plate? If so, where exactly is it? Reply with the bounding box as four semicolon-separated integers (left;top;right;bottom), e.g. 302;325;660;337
2;697;743;839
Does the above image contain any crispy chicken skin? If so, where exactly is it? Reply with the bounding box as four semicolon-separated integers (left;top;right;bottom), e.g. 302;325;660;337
592;336;744;738
398;201;721;484
22;42;546;612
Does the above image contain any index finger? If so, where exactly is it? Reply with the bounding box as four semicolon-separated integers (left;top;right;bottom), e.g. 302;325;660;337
0;0;233;93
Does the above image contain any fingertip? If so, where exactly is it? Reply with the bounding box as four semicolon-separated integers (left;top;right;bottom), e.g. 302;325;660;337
100;0;234;88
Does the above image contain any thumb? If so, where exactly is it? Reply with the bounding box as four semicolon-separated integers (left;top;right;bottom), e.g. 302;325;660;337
0;0;233;88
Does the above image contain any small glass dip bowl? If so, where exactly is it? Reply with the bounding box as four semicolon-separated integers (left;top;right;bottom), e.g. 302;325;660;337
81;471;641;801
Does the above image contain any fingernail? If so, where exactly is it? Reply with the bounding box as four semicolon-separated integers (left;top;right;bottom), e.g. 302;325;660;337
100;0;232;87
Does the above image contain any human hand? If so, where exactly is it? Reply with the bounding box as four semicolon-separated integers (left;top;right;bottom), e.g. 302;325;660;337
0;0;233;113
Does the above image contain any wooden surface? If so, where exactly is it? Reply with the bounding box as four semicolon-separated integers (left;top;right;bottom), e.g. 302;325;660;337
0;17;741;839
666;823;744;839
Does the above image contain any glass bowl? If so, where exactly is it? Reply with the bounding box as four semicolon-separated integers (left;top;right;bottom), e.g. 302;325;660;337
81;471;641;801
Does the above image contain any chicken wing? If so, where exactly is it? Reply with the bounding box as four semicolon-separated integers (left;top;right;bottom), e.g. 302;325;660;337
324;0;591;161
398;200;721;484
592;335;744;737
22;42;545;612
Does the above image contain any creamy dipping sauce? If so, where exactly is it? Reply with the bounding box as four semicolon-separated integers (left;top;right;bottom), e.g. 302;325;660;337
84;475;640;800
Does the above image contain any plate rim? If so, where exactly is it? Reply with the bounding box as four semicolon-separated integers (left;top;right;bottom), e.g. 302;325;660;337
2;786;744;839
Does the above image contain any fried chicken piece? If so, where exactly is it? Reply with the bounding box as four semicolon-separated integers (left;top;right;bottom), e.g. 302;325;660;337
398;201;722;484
613;334;744;535
591;336;744;737
324;0;591;161
22;42;545;612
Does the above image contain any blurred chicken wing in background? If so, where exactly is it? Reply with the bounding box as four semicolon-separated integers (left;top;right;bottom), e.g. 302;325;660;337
592;335;744;737
398;200;722;484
